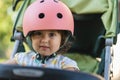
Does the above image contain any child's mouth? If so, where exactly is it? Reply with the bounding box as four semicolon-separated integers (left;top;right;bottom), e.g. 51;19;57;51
40;46;49;50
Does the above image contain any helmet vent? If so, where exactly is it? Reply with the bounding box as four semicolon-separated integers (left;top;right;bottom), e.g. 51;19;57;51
54;0;59;3
38;13;45;19
40;0;59;3
57;13;63;19
40;0;44;3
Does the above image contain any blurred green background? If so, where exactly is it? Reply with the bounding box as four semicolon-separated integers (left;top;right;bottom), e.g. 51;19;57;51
0;0;14;61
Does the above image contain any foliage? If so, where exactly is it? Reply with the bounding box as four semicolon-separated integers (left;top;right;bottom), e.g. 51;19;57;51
0;0;14;58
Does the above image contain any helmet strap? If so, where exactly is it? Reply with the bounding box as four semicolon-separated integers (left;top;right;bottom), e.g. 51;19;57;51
36;52;56;64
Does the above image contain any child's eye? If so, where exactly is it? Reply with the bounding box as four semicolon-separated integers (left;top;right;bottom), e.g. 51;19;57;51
49;33;55;37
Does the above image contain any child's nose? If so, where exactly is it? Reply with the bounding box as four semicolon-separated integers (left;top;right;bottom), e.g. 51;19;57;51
41;35;49;43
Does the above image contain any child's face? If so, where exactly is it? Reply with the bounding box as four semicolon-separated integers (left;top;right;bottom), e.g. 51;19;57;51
31;30;61;56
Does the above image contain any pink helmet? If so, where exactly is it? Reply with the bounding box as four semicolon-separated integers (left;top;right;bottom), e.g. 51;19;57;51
23;0;74;37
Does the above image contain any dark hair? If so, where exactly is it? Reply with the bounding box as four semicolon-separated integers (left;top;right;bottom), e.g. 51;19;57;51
56;30;75;54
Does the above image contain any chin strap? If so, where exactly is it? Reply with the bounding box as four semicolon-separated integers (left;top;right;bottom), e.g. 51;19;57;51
36;53;56;64
60;34;71;49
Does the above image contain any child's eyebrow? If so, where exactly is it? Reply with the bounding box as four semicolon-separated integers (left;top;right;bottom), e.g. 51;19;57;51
48;30;58;32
